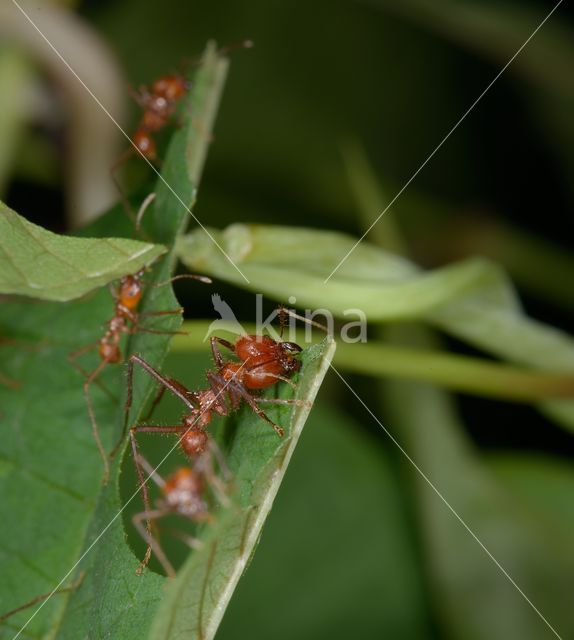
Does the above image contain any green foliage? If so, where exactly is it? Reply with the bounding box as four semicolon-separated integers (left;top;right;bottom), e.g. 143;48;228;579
3;2;574;639
0;44;337;640
0;201;166;301
176;223;574;434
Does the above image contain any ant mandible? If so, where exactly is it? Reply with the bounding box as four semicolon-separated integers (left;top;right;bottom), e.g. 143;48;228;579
131;453;228;577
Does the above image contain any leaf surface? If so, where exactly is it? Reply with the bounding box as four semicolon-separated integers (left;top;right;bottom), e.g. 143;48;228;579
0;201;166;301
0;42;248;640
176;223;574;433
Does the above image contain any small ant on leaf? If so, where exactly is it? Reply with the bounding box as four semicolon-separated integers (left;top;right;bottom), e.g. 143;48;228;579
111;41;253;225
132;454;228;577
70;199;211;483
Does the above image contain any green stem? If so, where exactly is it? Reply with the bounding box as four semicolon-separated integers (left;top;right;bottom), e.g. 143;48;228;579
174;320;574;402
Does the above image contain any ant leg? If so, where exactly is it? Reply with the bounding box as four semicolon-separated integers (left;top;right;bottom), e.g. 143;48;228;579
207;438;233;482
132;508;176;577
162;526;204;550
69;345;116;401
141;384;168;423
84;360;112;483
278;304;288;339
194;448;231;506
210;336;235;369
0;572;85;622
206;370;238;412
138;308;183;318
237;387;286;437
282;308;332;335
134;327;187;337
129;427;154;572
125;355;195;424
208;370;285;438
113;354;196;457
128;84;150;108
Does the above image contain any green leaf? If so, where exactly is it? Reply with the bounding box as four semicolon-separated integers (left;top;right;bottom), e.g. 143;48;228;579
0;42;234;640
382;325;574;640
176;224;574;433
147;338;335;640
0;201;166;301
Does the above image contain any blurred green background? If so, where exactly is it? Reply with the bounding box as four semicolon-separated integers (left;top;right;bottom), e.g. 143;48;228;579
2;0;574;638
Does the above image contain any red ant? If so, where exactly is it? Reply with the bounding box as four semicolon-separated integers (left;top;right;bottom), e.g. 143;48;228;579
111;41;253;224
129;74;190;164
70;251;210;483
122;326;305;571
132;454;228;577
127;40;254;164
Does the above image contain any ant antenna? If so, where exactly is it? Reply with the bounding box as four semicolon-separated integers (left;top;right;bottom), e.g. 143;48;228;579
154;274;212;288
135;192;157;231
282;308;332;336
219;39;254;56
136;453;166;489
278;305;288;339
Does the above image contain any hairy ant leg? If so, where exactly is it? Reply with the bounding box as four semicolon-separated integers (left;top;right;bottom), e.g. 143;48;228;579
83;359;115;483
209;336;236;368
132;507;174;576
131;453;215;577
68;343;117;401
206;370;285;438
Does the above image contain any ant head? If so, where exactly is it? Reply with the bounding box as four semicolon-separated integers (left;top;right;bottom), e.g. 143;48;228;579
152;75;188;102
280;341;302;355
118;275;143;310
278;342;302;374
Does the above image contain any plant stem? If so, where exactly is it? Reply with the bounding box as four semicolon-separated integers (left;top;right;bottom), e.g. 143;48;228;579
172;321;574;403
